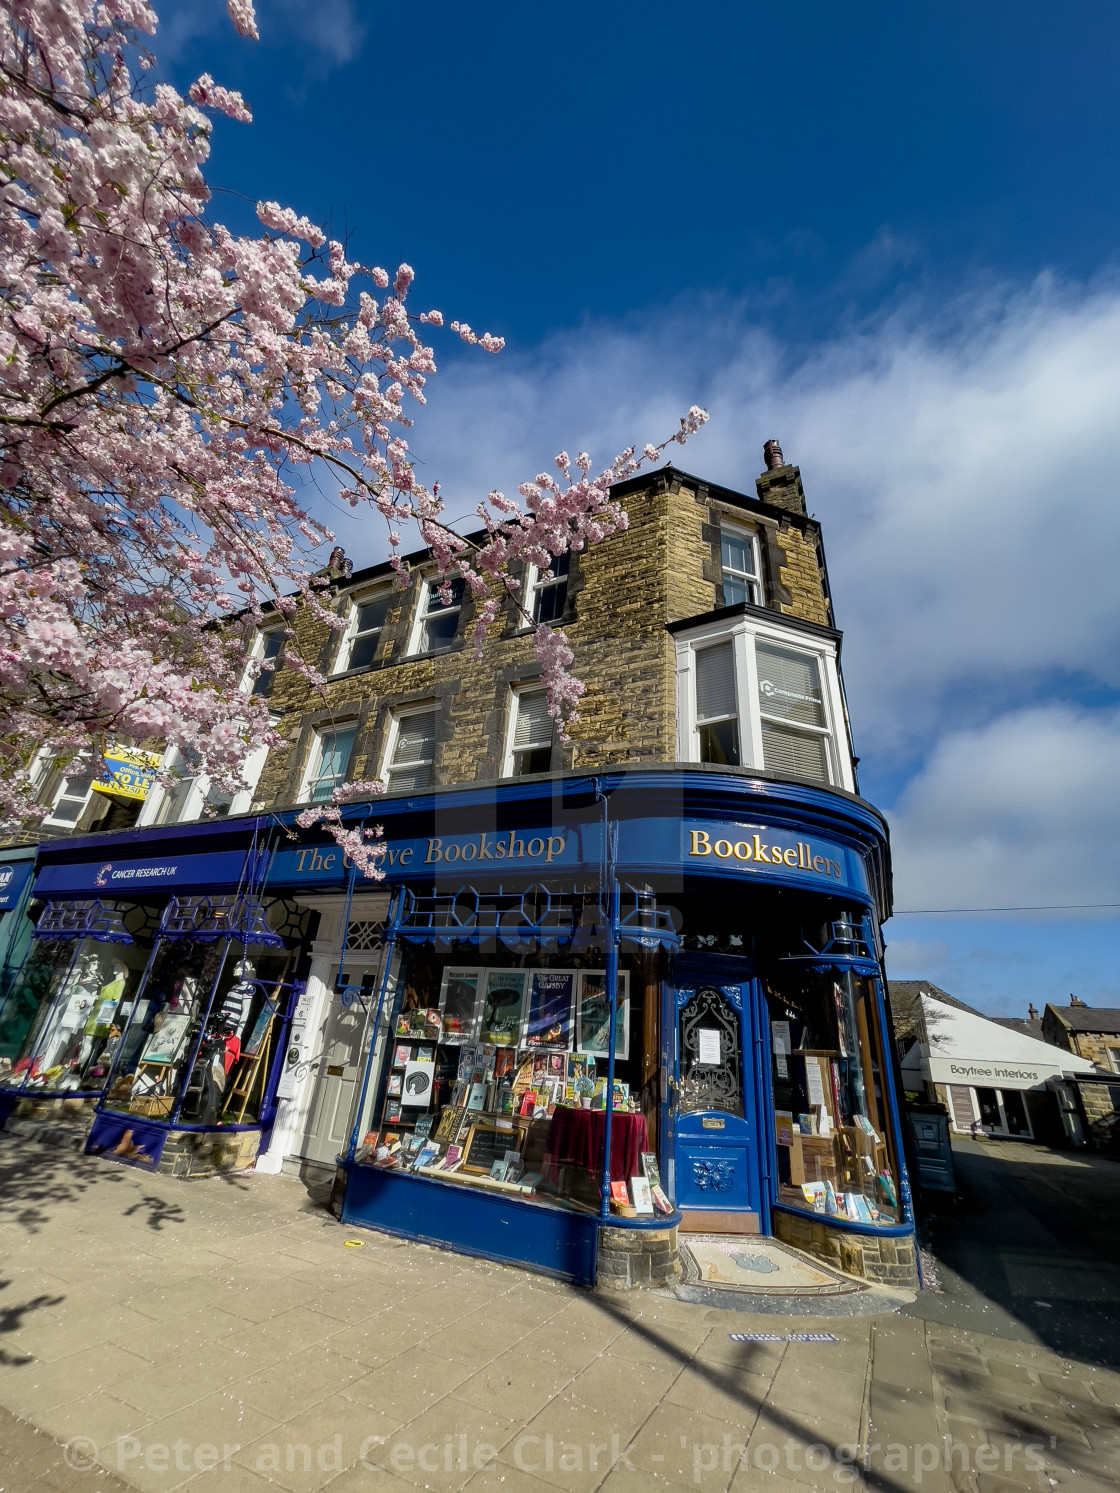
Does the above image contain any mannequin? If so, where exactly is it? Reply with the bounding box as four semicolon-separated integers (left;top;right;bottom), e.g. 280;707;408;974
75;958;129;1081
216;958;255;1042
40;951;102;1075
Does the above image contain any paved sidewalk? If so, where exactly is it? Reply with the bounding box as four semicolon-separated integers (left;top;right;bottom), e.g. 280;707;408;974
2;1133;1118;1493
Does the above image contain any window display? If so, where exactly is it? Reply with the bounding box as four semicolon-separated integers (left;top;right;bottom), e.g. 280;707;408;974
356;944;648;1218
764;968;900;1227
0;930;151;1095
102;940;294;1125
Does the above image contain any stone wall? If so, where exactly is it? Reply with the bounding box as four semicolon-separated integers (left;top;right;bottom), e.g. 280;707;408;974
249;467;837;813
773;1208;920;1290
1072;1077;1120;1156
596;1223;681;1290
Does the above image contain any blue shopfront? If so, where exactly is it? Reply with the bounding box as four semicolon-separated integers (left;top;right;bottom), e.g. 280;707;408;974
259;767;917;1290
0;826;314;1175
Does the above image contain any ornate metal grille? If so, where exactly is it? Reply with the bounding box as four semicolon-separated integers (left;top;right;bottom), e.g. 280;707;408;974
678;986;743;1117
159;894;283;946
34;898;133;943
345;920;385;951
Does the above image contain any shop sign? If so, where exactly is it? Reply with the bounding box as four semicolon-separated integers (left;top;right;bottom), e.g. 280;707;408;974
270;826;586;885
34;849;257;897
90;745;162;801
926;1056;1052;1089
677;820;866;894
0;859;34;910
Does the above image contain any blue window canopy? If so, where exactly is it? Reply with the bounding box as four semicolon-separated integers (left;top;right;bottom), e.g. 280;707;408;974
617;883;680;950
158;893;283;947
34;898;134;944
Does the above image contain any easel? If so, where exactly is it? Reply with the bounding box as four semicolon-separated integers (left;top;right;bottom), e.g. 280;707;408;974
128;1061;175;1117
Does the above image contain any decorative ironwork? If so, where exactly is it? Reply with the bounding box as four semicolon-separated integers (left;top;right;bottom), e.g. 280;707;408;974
34;899;133;944
691;1158;737;1193
394;882;606;948
345;919;385;952
678;985;744;1117
121;902;162;943
617;883;680;949
159;894;283;946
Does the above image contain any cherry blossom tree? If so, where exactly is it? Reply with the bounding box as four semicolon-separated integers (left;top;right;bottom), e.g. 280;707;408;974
0;0;706;874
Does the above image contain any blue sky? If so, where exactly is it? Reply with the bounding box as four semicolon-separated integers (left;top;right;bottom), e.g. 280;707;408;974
158;1;1119;1015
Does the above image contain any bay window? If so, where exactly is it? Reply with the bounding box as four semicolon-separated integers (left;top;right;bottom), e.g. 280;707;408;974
675;617;853;791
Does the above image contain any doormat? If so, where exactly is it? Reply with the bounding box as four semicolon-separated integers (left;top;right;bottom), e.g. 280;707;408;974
677;1236;866;1296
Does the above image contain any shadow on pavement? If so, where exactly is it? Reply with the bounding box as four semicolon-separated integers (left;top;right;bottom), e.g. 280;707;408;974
904;1139;1120;1369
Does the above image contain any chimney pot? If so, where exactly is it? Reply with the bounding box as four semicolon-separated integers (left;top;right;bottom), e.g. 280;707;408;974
1028;1003;1038;1020
763;438;785;471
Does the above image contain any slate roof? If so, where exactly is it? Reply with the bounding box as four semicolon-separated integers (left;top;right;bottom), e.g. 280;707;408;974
992;1017;1048;1042
1046;1005;1120;1035
888;981;983;1018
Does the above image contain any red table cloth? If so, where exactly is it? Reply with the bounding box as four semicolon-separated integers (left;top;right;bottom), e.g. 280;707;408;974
546;1105;648;1182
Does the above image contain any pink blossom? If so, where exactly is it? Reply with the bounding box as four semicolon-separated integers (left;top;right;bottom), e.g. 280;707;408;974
226;0;259;40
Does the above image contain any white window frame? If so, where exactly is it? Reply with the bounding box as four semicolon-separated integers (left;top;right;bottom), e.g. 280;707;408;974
407;576;465;657
503;685;554;778
299;726;357;806
674;614;854;791
381;705;438;792
719;521;763;607
332;588;392;675
524;554;571;626
138;743;268;827
241;624;286;696
40;756;98;829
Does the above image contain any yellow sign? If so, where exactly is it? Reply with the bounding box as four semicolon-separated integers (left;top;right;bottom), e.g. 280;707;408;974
91;746;162;802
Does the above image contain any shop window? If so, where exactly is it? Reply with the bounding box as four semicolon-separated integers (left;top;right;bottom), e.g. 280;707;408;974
303;727;356;805
763;968;902;1228
349;926;664;1222
245;626;285;697
412;577;465;655
506;688;553;777
676;618;850;790
695;642;740;766
335;591;392;673
529;553;571;625
384;709;437;791
101;939;296;1126
0;917;154;1096
720;522;762;606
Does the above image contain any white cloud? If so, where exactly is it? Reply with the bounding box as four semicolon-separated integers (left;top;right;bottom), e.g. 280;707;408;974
155;0;365;72
887;705;1120;909
401;274;1120;768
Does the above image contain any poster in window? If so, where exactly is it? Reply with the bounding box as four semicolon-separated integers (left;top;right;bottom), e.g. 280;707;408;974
478;969;528;1047
524;969;576;1050
438;967;482;1044
576;970;630;1059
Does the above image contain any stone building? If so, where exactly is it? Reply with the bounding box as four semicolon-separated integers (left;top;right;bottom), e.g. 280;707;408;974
1;445;917;1290
1041;1000;1120;1074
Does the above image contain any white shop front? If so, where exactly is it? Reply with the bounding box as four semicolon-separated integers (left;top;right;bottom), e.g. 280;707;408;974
901;995;1100;1140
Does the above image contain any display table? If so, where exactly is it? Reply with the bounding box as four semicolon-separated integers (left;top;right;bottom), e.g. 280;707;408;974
546;1105;648;1182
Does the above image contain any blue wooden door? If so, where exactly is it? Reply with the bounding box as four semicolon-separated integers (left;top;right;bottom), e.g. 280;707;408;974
670;977;760;1219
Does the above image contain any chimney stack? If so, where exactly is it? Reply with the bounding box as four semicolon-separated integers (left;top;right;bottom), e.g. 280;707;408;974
1028;1003;1038;1020
755;438;808;516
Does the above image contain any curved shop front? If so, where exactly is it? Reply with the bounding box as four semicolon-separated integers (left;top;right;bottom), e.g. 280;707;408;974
0;826;313;1175
268;768;916;1291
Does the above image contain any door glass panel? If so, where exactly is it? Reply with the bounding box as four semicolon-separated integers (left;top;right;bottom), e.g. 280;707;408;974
1000;1089;1030;1136
678;986;743;1117
976;1087;1000;1129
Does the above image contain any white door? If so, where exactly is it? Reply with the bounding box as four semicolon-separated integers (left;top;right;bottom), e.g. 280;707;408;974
299;959;384;1168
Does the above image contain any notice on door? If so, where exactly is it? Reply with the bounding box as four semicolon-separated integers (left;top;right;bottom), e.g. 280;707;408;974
698;1028;721;1066
771;1020;791;1078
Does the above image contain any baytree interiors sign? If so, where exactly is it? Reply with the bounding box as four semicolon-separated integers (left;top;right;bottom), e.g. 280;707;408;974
925;1057;1056;1090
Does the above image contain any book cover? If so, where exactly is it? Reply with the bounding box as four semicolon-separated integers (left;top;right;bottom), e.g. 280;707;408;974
386;1099;401;1122
393;1044;410;1068
478;970;528;1047
413;1143;441;1171
466;1081;487;1112
438;1144;463;1171
576;968;629;1058
519;1089;537;1117
519;1170;542;1192
401;1061;435;1107
413;1114;434;1140
629;1176;654;1216
824;1180;840;1217
610;1180;629;1206
524;969;576;1050
438;967;482;1044
387;1073;402;1097
424;1009;443;1039
640;1152;662;1189
651;1184;673;1215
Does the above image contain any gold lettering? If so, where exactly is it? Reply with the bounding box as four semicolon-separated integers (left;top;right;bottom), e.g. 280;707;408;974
733;840;752;861
425;838;443;863
783;848;798;867
812;855;826;872
752;835;771;863
689;830;712;856
714;839;733;858
545;835;565;863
